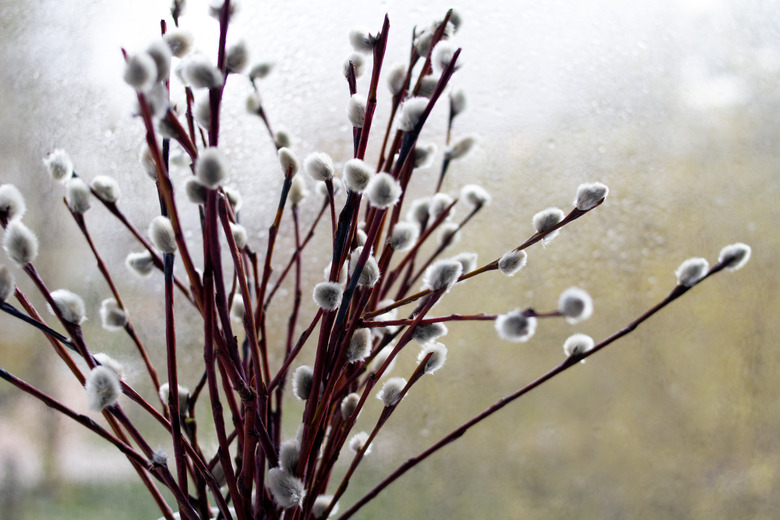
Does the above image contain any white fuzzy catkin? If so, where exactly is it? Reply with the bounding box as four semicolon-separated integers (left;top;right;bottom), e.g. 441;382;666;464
340;393;360;419
494;246;526;274
349;28;375;53
93;353;125;380
304;153;335;182
412;322;448;344
413;143;437;169
184;177;208;205
289;174;309;206
158;383;190;412
163;28;193;58
126;251;155;277
275;129;292;149
450;88;467;117
278;147;299;176
343;52;365;78
422;259;462;292
417;75;439;99
320;261;341;284
181;54;224;89
123;52;157;91
406;197;431;225
195;147;229;188
43;149;73;182
347;328;372;363
0;184;26;222
675;257;709;287
65;178;91;214
149;216;177;254
417;341;447;374
224;186;243;212
398;97;429;132
99;298;128;331
386;63;407;96
437;222;461;247
353;229;367;247
563;333;595;359
146;39;172;82
460;184;491;207
558;287;593;324
230;295;245;321
432;41;457;74
0;266;14;302
357;254;380;287
267;468;306;509
574;182;609;211
347;94;367;128
249;61;274;81
313;282;343;310
343;159;374;192
532;207;565;243
388;222;419;251
139;144;159;180
230;223;247;250
243;98;264;123
49;289;86;324
279;439;300;475
317;177;343;198
449;8;464;31
377;377;406;407
429;193;454;222
718;243;751;271
208;0;239;20
451;252;477;274
414;31;434;57
350;247;380;287
292;365;314;400
90;176;120;203
366;173;402;209
444;135;477;161
226;40;249;73
348;431;371;454
85;366;121;411
495;310;537;342
151;449;168;467
312;495;338;519
3;220;38;266
144;83;169;120
193;91;211;130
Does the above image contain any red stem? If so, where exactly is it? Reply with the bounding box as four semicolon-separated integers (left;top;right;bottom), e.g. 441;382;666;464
337;281;700;519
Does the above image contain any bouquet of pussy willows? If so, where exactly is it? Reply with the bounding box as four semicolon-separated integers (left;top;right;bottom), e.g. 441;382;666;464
0;2;753;520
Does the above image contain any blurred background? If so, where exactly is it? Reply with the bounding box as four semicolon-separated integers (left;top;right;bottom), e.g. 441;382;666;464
1;0;779;518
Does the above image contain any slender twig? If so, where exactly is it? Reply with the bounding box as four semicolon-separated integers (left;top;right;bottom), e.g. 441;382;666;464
381;199;457;300
162;252;189;498
368;203;598;319
0;366;180;520
265;198;328;307
68;206;162;392
132;83;203;309
404;202;483;289
12;290;84;382
89;194;195;305
337;274;716;519
323;357;430;518
355;16;390;161
0;301;73;346
218;197;278;471
203;272;242;520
